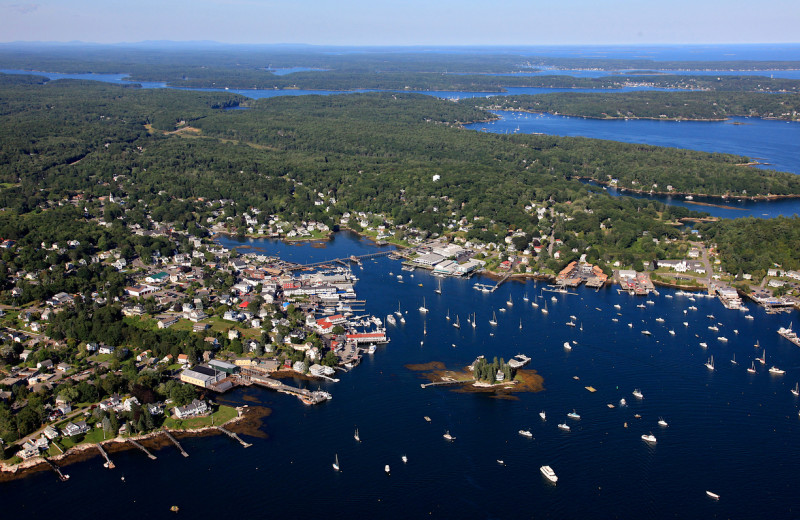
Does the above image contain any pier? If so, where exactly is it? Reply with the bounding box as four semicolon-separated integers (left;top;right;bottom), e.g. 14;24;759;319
127;438;157;460
421;379;475;388
239;368;331;404
163;431;189;457
96;443;115;469
215;426;252;448
287;250;393;271
491;271;514;292
43;457;69;481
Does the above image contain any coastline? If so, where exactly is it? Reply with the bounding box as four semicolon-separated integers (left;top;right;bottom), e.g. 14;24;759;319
0;405;262;484
578;176;800;202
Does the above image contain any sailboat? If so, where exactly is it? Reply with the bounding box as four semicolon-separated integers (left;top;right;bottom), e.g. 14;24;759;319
332;454;340;471
453;315;460;329
541;302;549;315
472;313;477;329
519;319;523;330
419;297;428;313
507;295;513;306
747;361;757;374
792;383;799;397
435;279;442;294
354;428;361;442
705;356;715;371
523;292;529;302
446;309;451;321
489;311;498;326
423;321;427;335
731;353;738;365
394;303;402;317
758;350;766;365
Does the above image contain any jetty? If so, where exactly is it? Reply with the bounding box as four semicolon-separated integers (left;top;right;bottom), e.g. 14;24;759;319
215;426;252;448
127;438;157;460
286;250;392;271
96;443;115;469
491;271;514;292
163;431;189;457
421;379;475;389
239;368;331;405
43;457;69;481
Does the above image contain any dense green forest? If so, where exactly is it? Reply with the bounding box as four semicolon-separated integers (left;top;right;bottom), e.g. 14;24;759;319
484;91;800;121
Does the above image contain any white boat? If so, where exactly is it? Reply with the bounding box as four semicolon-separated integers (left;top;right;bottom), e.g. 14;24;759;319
354;428;361;442
769;366;785;375
699;342;708;348
566;321;576;327
706;490;720;500
532;302;539;308
489;311;497;326
745;314;754;320
619;398;627;406
707;314;715;319
507;296;513;306
497;459;505;465
705;356;715;371
747;361;757;374
333;454;340;471
424;416;431;422
540;465;558;483
385;464;391;474
717;336;728;342
570;315;577;320
394;303;402;317
401;455;408;463
443;430;455;441
567;409;580;420
683;322;689;327
689;306;698;311
708;326;719;331
557;423;571;431
453;315;460;329
731;354;737;365
386;314;396;326
551;296;557;303
435;280;442;294
368;344;377;354
637;304;646;309
758;350;766;364
472;313;477;329
641;433;657;443
541;304;548;315
519;319;523;330
518;429;533;438
563;341;572;350
628;323;633;328
614;304;621;309
612;318;618;322
792;383;799;397
641;330;651;336
656;317;665;323
658;417;668;427
646;300;654;305
419;297;428;313
446;309;450;321
669;330;675;335
523;292;529;302
632;389;644;399
399;315;405;324
539;411;546;420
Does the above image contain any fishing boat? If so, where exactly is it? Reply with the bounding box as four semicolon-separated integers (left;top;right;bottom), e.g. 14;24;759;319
563;341;572;350
489;311;498;326
332;454;340;471
419;297;428;313
747;361;757;374
792;383;799;397
557;423;571;431
706;490;720;500
401;455;408;463
632;389;644;399
518;429;533;438
769;366;785;375
443;430;455;441
567;409;580;420
658;417;668;427
540;465;558;483
354;428;361;442
539;411;546;420
705;356;715;371
641;433;657;444
453;315;460;329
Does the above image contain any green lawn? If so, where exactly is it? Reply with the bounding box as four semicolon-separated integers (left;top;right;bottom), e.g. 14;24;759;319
161;405;238;430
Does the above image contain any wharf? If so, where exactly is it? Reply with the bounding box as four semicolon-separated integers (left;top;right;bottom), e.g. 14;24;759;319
96;443;115;469
287;250;392;271
43;457;69;482
127;438;157;460
238;368;331;405
163;431;189;457
214;426;252;448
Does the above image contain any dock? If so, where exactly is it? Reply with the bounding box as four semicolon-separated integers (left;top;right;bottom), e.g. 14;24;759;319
421;379;475;388
127;438;157;460
491;271;514;292
43;457;69;482
215;426;252;448
163;431;189;457
96;443;115;469
287;250;393;271
239;368;332;404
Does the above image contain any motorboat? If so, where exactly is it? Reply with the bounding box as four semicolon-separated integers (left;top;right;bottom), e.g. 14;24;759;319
706;491;720;500
385;464;391;474
401;455;408;463
443;431;455;441
769;366;785;375
518;429;533;438
641;330;651;336
557;423;570;431
619;398;627;406
540;465;558;483
658;417;668;427
641;433;657;443
563;341;572;350
539;411;546;420
699;342;708;348
632;389;644;399
567;410;581;420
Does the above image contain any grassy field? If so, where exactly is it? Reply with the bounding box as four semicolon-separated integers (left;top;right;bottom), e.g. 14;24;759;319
161;404;238;430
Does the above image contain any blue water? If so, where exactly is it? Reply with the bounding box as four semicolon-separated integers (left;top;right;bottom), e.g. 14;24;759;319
480;69;800;80
5;232;799;518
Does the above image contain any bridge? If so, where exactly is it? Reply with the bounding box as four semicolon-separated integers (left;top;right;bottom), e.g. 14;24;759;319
285;250;393;271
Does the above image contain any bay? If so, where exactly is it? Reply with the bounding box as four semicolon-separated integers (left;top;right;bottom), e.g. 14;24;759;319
5;232;800;519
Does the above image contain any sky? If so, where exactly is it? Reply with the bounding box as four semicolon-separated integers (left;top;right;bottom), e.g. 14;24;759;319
1;0;798;46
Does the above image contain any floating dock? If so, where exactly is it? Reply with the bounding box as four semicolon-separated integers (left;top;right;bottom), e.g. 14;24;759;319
43;457;69;481
128;438;157;460
164;431;189;457
215;426;252;448
96;443;115;469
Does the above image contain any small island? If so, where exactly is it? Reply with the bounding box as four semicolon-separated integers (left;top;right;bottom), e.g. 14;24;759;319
408;354;543;397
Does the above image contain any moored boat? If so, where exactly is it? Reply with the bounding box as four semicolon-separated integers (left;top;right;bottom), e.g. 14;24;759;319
540;465;558;483
641;433;657;443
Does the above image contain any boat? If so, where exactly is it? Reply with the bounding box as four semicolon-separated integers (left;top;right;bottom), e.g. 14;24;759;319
563;341;572;350
745;314;754;320
646;300;654;305
419;297;428;313
641;330;651;336
539;411;546;420
489;311;498;326
435;280;442;294
747;361;757;374
519;319;523;330
394;303;402;317
656;317;665;323
641;433;657;443
532;302;539;308
792;383;799;397
443;430;455;441
497;459;505;465
683;322;689;327
540;465;558;483
472;313;477;329
557;423;571;431
769;366;785;375
386;314;396;326
706;491;720;500
397;275;403;280
399;315;405;324
717;336;728;342
758;350;766;364
368;344;377;354
507;296;513;306
567;409;580;420
707;314;715;319
689;306;698;311
669;330;675;335
401;455;408;463
632;389;644;399
523;292;529;302
541;303;549;315
385;464;391;474
699;342;708;348
518;429;533;438
566;320;576;327
453;315;460;329
619;398;627;406
637;304;646;309
705;356;715;371
446;309;450;321
614;304;621;309
354;428;360;442
708;326;719;331
731;354;738;365
628;323;633;328
424;416;431;422
658;417;668;427
333;454;340;471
